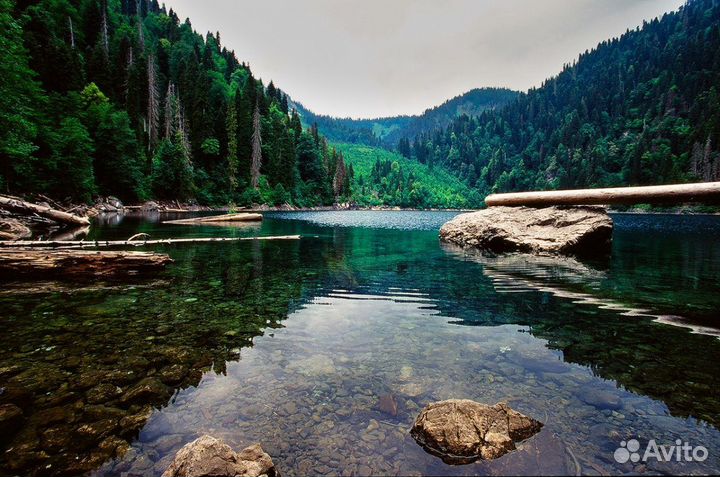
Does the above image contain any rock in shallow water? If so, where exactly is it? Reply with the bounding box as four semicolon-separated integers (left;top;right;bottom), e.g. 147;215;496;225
410;400;543;463
162;435;276;477
439;206;613;256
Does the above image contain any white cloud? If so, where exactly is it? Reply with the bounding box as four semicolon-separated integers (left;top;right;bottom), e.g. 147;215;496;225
165;0;685;118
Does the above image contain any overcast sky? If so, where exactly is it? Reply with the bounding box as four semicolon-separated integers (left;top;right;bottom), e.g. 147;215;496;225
165;0;685;119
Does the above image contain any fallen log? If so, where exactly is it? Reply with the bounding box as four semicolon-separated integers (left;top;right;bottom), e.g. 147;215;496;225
484;181;720;207
0;249;173;279
0;235;301;249
163;213;262;225
0;195;91;226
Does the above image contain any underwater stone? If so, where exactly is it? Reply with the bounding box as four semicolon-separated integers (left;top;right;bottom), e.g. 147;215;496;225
411;400;543;463
0;403;24;443
120;377;170;406
375;394;399;417
86;383;124;404
578;388;622;410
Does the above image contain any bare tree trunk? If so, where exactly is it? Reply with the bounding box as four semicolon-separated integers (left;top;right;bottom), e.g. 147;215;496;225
164;83;177;139
0;235;301;249
251;100;262;189
484;182;720;207
101;0;109;55
163;213;263;224
0;196;90;226
147;55;159;150
137;3;145;52
68;16;75;48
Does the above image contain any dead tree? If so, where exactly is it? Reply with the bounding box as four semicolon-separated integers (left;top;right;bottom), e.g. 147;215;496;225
251;100;262;189
147;54;160;149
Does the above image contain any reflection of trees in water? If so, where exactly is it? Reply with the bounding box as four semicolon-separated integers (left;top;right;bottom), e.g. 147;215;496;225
439;244;720;427
0;238;326;477
2;222;720;476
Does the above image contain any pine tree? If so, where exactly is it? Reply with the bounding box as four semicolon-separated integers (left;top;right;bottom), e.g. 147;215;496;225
147;54;160;150
226;101;239;193
333;152;347;199
0;0;42;192
250;100;262;189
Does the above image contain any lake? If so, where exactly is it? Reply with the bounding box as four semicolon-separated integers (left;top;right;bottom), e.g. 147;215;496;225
1;211;719;476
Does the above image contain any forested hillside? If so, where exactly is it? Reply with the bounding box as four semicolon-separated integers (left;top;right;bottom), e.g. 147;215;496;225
0;0;348;206
336;143;480;209
403;0;720;198
293;88;518;148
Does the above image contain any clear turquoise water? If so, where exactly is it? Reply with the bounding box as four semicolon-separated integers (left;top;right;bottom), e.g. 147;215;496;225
1;211;719;476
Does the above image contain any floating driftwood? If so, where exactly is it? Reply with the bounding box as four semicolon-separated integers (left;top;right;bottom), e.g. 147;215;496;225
163;213;263;225
484;181;720;207
0;249;173;279
0;195;91;226
0;235;301;249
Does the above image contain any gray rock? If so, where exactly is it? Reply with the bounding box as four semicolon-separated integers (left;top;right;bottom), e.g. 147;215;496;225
410;399;543;463
161;435;276;477
578;388;622;410
439;206;613;256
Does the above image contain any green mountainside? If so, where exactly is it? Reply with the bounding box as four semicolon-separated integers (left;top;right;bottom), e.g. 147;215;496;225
335;143;481;209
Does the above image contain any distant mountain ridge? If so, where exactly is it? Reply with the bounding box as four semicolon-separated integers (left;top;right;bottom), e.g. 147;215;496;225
291;88;519;147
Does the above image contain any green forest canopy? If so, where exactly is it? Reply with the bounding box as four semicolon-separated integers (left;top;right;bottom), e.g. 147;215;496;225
0;0;349;207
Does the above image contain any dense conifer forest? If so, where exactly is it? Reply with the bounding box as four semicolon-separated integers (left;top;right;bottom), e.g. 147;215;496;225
0;0;350;206
294;88;519;148
399;0;720;198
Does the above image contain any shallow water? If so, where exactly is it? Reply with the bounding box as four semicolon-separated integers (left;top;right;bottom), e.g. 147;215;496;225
1;211;719;476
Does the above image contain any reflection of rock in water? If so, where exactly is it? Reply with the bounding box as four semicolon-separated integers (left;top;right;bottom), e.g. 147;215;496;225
441;243;720;338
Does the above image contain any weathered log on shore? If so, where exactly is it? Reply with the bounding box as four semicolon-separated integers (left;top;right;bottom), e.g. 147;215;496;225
0;235;301;249
485;181;720;207
0;249;173;279
163;213;263;225
440;206;613;256
0;196;91;226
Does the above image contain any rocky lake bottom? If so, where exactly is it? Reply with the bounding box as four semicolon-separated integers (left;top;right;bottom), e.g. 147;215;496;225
1;211;719;476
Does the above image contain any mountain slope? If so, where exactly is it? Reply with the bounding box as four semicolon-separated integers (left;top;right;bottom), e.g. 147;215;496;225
405;0;720;197
293;88;518;148
0;0;342;207
335;143;481;209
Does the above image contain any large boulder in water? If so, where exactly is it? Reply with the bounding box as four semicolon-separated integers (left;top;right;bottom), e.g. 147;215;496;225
411;400;543;463
439;206;613;256
162;435;276;477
